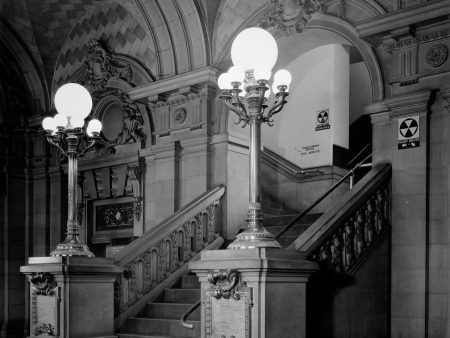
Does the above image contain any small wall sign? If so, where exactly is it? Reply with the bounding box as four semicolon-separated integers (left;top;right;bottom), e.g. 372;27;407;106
315;109;330;131
398;116;420;149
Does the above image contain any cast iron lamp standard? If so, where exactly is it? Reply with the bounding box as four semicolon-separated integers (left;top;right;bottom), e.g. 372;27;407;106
42;83;102;257
218;27;292;249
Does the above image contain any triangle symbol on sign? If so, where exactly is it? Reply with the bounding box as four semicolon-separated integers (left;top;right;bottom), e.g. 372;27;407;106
409;127;417;136
405;119;412;128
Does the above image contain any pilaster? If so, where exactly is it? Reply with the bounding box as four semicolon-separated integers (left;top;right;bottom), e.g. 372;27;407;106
370;90;432;337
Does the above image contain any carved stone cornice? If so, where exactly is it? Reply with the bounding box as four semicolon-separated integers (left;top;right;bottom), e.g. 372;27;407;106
127;67;218;102
356;1;450;39
383;90;432;117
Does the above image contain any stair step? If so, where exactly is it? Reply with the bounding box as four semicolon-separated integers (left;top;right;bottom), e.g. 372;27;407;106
143;302;200;320
117;335;188;338
124;317;200;337
163;289;200;304
179;275;200;289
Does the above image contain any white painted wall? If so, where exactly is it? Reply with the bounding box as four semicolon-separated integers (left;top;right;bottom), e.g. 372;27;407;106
262;44;349;168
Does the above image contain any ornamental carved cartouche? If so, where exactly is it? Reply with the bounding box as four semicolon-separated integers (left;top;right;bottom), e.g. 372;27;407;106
207;269;244;300
29;273;57;296
258;0;329;35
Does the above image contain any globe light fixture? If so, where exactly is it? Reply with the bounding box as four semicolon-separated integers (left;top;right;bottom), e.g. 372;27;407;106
42;83;102;257
218;27;292;249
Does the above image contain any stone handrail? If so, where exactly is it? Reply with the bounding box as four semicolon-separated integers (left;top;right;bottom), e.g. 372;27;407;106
289;164;391;274
113;185;225;320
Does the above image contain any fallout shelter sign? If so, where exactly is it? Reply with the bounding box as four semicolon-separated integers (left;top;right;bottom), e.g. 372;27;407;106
398;116;420;149
315;109;330;131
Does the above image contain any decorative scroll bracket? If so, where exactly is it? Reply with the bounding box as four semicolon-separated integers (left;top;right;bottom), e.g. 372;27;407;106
207;269;245;300
29;272;57;296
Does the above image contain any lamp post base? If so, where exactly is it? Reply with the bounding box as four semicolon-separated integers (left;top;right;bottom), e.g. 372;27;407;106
228;227;282;249
50;238;95;257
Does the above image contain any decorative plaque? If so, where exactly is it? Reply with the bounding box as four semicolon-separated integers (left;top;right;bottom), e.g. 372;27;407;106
205;269;252;338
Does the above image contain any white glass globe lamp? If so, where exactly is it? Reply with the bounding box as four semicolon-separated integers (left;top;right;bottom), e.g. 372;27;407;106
254;67;272;82
231;27;278;72
69;115;85;129
274;69;292;87
87;119;102;137
54;114;68;129
42;117;56;133
54;83;93;120
228;65;245;84
217;72;232;90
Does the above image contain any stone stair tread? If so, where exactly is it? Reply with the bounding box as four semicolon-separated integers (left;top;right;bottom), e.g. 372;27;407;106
143;302;200;320
125;317;200;337
130;317;200;323
118;334;195;338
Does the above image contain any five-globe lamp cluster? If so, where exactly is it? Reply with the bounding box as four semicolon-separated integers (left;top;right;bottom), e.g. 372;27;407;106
42;83;102;141
218;27;292;249
217;27;292;127
41;83;101;257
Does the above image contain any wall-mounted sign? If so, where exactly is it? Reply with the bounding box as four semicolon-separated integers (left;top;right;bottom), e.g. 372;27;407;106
398;116;420;149
296;144;320;156
315;109;330;131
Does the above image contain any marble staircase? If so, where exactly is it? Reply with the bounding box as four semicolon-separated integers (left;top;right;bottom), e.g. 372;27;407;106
117;275;201;338
261;193;322;247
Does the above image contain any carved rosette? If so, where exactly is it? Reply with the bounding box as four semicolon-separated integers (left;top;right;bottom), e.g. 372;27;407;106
311;185;390;273
29;273;57;296
426;44;448;68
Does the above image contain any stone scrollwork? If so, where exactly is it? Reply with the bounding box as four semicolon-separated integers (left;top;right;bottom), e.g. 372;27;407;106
258;0;329;35
81;39;133;91
311;185;390;273
34;323;54;336
126;165;143;221
207;269;244;300
29;273;57;296
114;91;146;145
115;193;224;314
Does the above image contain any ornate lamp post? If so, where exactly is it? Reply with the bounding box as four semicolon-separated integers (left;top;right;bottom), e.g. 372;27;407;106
42;83;102;257
218;27;292;249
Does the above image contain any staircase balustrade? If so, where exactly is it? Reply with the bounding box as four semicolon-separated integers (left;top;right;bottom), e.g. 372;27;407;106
113;185;225;320
290;164;391;274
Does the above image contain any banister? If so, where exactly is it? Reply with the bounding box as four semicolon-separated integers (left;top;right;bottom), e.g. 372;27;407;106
347;143;371;167
289;164;391;274
114;185;225;265
274;155;372;240
181;300;201;329
113;185;226;322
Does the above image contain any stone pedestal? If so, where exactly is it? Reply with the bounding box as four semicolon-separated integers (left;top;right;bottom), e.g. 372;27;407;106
20;256;122;338
190;249;318;338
